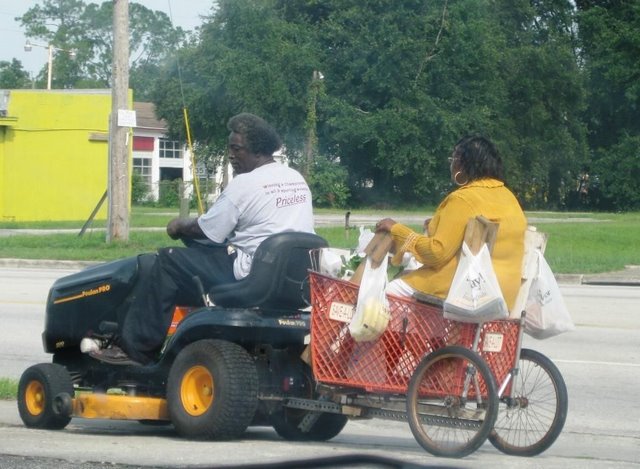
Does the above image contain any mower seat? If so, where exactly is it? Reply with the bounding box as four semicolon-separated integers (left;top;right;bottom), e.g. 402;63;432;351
209;232;328;310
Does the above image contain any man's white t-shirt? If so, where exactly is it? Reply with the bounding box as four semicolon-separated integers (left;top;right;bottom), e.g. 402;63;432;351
197;163;314;279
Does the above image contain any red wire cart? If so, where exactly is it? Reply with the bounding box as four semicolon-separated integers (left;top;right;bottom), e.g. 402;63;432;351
307;271;567;458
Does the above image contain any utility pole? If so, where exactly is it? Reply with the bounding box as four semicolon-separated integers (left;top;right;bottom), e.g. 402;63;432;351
107;0;130;242
302;70;323;180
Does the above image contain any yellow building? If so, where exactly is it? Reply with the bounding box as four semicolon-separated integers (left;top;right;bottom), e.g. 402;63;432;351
0;89;130;222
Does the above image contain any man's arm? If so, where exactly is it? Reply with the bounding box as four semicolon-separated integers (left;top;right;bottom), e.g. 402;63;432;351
166;217;207;240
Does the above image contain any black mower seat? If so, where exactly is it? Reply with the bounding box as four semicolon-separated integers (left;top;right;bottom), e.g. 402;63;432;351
209;231;328;310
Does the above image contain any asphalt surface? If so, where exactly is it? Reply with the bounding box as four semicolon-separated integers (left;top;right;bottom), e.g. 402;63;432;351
1;240;638;468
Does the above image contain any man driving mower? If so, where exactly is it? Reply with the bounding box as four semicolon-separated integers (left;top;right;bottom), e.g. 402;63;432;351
89;112;314;365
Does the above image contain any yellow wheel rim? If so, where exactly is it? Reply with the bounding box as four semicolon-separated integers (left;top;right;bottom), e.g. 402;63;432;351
180;365;214;416
24;380;45;416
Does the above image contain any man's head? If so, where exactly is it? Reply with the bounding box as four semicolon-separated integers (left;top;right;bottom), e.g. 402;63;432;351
227;113;282;174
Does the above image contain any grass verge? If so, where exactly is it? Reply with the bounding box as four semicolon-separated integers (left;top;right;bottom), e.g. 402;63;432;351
1;208;639;274
0;378;17;400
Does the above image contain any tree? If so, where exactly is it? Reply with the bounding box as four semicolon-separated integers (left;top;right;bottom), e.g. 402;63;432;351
295;0;585;207
152;0;591;209
152;0;321;161
0;59;31;89
576;1;640;210
18;0;85;88
493;0;588;209
17;0;186;96
311;0;455;204
308;155;350;208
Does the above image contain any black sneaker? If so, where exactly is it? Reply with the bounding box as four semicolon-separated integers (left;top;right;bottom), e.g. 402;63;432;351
89;345;141;366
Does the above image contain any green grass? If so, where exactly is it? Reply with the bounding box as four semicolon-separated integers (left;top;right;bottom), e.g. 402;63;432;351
0;230;183;262
392;213;640;274
536;217;640;273
0;378;17;400
0;207;179;230
1;207;639;274
328;210;640;274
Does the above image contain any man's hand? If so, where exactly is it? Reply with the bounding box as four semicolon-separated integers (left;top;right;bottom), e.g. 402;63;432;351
166;217;205;240
166;218;187;239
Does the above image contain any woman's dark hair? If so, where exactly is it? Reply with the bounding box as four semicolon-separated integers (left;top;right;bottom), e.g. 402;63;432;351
227;113;282;155
453;135;504;182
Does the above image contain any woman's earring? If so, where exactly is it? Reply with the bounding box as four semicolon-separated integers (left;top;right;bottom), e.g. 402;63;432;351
454;171;469;186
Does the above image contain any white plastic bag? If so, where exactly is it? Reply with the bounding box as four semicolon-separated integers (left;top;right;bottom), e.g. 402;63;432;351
318;248;343;277
349;255;390;342
355;226;375;256
400;252;423;271
524;250;575;339
443;242;509;323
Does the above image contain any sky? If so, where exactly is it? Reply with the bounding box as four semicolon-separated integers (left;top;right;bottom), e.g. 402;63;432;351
0;0;215;77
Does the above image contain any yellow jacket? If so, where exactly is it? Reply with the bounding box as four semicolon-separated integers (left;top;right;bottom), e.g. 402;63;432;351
390;178;527;309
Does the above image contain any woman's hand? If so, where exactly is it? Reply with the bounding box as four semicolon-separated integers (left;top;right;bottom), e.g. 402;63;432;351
375;218;396;233
423;217;432;233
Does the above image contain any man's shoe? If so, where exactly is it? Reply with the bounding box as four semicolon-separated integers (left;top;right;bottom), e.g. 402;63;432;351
80;337;106;353
89;345;141;366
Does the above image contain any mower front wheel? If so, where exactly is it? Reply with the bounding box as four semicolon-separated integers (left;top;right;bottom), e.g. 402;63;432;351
17;363;74;430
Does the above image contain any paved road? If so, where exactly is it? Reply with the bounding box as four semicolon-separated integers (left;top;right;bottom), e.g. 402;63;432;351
0;266;639;468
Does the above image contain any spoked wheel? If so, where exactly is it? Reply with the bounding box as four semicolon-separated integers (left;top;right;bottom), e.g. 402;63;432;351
17;363;74;430
489;348;568;456
167;339;258;440
270;363;348;441
406;345;498;458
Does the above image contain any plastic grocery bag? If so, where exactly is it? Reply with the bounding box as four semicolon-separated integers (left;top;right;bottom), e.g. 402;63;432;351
524;250;575;339
356;226;375;256
349;254;390;342
443;242;509;323
318;248;343;277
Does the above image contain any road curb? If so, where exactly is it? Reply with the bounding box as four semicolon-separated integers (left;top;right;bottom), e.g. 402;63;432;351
555;274;583;285
0;258;99;270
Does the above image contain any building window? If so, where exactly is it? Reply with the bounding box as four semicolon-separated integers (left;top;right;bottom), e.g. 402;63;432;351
133;157;152;186
159;138;183;159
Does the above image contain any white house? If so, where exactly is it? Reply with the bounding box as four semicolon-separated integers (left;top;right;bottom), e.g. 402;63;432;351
132;102;288;205
132;102;196;201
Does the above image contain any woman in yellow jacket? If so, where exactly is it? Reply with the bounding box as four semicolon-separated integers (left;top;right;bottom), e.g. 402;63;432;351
375;136;527;310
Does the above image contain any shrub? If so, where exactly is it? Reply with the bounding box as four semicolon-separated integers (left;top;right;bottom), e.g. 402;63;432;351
158;179;182;208
131;171;151;204
308;155;350;208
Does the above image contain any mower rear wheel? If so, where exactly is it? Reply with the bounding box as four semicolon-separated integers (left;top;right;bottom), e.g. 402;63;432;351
270;363;348;441
272;409;348;441
17;363;74;430
167;339;258;440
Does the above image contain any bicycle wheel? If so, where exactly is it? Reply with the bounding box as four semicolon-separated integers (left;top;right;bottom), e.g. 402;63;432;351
406;345;498;458
489;348;568;456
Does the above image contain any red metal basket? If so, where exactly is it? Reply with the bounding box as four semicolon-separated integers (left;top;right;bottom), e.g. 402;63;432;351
309;271;519;395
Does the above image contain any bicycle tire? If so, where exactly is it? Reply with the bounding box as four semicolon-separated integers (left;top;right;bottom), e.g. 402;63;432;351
489;348;568;456
406;345;498;458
